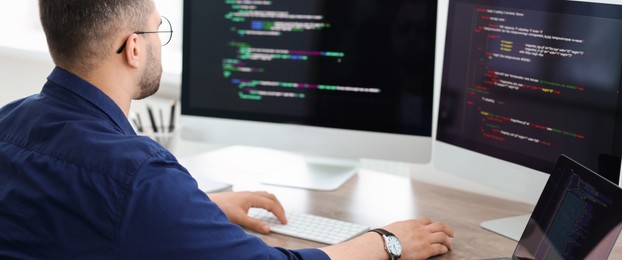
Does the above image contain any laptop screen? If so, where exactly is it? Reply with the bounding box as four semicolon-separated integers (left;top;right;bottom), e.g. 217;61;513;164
513;155;622;259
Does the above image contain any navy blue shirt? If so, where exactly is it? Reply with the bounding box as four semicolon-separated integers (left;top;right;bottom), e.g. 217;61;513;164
0;67;329;259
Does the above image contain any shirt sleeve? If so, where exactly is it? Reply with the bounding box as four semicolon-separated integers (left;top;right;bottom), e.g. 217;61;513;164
118;153;330;260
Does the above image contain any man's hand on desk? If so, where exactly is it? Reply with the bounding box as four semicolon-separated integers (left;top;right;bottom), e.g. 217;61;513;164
208;191;288;234
384;219;454;259
322;218;455;260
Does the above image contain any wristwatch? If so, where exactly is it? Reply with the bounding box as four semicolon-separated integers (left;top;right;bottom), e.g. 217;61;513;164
369;228;402;260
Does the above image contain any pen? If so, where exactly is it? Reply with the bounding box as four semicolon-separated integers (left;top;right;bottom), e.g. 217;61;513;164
169;100;176;133
146;105;158;133
132;118;141;133
159;108;165;133
135;112;144;133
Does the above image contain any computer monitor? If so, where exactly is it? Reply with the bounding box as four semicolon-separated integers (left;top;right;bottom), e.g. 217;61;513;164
181;0;438;190
435;0;622;240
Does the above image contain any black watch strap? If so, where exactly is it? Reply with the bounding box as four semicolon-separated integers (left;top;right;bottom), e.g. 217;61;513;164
370;228;395;237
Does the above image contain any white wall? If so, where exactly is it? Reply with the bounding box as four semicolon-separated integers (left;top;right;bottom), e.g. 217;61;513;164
0;0;182;107
0;48;53;106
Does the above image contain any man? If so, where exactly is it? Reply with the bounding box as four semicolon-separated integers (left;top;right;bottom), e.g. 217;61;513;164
0;0;454;259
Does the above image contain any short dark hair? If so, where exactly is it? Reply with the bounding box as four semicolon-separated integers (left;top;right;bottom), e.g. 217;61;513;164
39;0;154;73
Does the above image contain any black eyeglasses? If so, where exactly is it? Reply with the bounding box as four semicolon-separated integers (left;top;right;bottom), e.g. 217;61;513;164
116;16;173;54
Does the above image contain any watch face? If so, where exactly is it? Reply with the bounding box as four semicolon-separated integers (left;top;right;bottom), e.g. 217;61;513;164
387;236;402;255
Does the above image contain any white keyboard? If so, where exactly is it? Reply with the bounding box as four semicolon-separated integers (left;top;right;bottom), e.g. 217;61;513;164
248;208;369;245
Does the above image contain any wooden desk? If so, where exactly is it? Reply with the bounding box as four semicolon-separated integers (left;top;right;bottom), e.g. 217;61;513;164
230;170;622;259
178;144;622;259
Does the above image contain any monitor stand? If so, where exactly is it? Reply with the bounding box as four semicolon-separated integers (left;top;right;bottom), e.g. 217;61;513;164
261;156;359;191
480;214;530;241
179;145;359;191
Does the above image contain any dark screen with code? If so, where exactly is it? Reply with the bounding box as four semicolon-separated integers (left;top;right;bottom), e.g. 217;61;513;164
182;0;438;136
438;0;622;174
514;155;622;259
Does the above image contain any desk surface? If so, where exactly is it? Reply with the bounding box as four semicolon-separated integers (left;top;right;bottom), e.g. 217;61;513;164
237;170;524;259
125;96;621;258
176;143;622;259
232;170;622;259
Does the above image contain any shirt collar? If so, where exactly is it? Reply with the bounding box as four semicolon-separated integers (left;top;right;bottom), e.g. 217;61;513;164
44;66;136;136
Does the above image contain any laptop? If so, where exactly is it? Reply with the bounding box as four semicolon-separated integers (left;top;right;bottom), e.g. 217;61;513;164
489;155;622;260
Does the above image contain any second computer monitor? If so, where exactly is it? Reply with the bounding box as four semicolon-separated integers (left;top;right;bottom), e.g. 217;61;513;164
436;0;622;239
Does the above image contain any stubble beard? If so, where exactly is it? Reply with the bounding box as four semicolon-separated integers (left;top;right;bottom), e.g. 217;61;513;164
135;43;162;100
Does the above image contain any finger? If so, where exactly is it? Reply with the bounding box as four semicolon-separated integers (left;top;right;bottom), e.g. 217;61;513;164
240;214;272;234
249;195;288;224
428;231;454;250
254;192;285;214
428;243;450;256
425;222;455;238
256;191;279;203
415;218;433;226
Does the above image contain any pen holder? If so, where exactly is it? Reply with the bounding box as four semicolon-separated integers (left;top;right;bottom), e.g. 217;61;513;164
130;99;179;152
144;131;177;152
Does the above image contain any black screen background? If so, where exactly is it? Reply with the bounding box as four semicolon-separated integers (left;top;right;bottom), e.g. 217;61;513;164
181;0;438;136
437;0;622;174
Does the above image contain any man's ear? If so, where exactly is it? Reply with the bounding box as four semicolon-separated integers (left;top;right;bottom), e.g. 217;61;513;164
124;34;141;68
